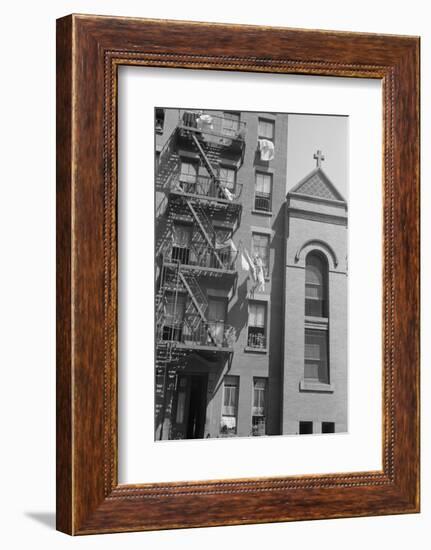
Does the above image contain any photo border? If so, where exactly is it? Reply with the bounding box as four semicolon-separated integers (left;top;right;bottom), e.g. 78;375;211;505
56;14;420;534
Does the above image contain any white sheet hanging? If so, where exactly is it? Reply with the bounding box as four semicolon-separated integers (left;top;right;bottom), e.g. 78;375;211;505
258;138;275;161
197;114;214;131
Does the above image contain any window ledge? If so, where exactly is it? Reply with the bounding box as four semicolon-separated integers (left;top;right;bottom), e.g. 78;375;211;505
244;346;268;354
299;380;334;393
305;317;329;329
252;209;273;217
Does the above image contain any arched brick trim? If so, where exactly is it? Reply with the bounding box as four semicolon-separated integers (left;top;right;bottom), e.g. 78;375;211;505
295;239;338;269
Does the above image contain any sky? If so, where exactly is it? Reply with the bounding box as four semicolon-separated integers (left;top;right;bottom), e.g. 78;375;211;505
286;114;348;199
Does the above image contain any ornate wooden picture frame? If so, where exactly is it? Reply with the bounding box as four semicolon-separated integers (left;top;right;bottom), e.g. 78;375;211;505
56;14;420;535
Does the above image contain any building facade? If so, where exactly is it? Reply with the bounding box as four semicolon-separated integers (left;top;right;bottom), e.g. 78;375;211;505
154;108;347;440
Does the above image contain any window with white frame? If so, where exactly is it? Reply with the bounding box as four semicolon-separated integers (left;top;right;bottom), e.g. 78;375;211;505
252;233;270;277
252;378;267;436
305;252;328;317
247;302;267;349
304;329;329;383
220;375;239;436
254;172;272;212
258;118;274;141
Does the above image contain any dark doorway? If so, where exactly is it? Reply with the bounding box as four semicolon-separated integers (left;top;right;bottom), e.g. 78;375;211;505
186;376;207;439
172;374;208;439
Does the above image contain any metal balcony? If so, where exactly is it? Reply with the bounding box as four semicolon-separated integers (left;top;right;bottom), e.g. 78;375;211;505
177;110;246;157
179;110;246;139
254;191;272;213
161;241;237;274
157;320;236;352
172;174;243;203
247;329;267;350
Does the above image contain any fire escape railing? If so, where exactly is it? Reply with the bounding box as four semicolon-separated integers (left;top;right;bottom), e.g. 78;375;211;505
164;240;236;271
155;110;246;362
157;262;233;349
178;110;246;141
173;174;243;202
184;200;224;269
157;319;235;349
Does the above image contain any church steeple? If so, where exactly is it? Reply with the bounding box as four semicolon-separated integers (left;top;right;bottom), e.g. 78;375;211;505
287;150;346;203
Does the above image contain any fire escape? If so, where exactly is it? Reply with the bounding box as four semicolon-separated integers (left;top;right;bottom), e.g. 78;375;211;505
155;110;246;365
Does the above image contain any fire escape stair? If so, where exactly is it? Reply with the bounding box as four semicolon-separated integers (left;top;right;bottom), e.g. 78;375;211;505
178;269;217;346
178;270;207;327
185;200;224;269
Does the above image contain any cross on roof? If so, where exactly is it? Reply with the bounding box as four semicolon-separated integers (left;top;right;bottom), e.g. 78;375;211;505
313;150;325;168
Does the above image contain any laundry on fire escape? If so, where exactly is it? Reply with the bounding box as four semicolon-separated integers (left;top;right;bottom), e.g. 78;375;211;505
215;238;238;253
257;138;275;161
196;114;214;131
220;186;235;201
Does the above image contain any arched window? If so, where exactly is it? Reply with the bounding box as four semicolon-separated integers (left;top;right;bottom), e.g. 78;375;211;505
305;252;328;317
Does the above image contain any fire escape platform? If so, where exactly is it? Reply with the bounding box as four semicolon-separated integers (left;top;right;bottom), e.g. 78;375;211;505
177;125;245;152
163;261;237;278
175;342;233;354
165;209;238;233
167;194;241;231
170;188;240;208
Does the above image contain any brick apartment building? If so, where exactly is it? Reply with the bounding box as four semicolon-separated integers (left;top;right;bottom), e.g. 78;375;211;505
154;108;347;440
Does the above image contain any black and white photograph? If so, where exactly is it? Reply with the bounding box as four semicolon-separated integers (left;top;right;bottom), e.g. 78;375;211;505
154;108;348;440
0;0;425;546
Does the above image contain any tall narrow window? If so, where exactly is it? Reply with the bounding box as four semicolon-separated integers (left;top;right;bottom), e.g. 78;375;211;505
163;293;186;342
254;172;272;212
247;302;267;349
179;160;198;191
171;224;192;264
219;166;236;190
252;378;267;436
207;298;227;345
221;376;239;436
305;252;327;317
304;329;329;383
258;118;275;141
222;112;240;137
252;233;270;277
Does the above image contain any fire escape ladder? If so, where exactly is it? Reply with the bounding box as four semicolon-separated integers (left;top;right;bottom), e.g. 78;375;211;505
190;133;218;181
178;270;207;324
186;200;224;269
190;133;235;203
178;270;217;346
